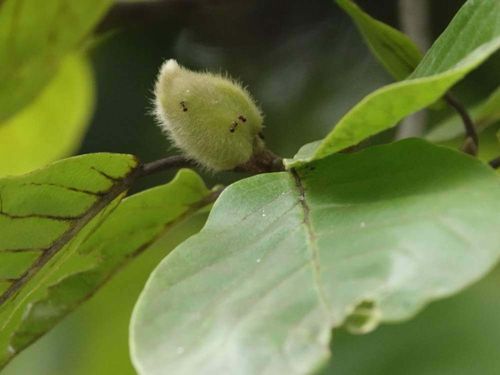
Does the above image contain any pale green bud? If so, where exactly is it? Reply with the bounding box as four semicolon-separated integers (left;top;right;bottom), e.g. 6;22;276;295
154;59;265;171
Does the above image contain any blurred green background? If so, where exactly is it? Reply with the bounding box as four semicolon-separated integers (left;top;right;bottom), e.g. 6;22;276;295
2;0;500;374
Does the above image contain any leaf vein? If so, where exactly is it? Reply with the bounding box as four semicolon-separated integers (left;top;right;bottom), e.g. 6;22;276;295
290;169;333;320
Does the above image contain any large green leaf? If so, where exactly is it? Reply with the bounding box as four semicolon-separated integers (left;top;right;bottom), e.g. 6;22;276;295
2;169;214;369
0;0;111;122
335;0;422;80
0;153;140;368
0;53;95;177
290;0;500;165
426;86;500;142
131;140;500;375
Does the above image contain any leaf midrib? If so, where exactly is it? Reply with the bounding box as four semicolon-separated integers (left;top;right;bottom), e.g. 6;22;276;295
290;169;333;321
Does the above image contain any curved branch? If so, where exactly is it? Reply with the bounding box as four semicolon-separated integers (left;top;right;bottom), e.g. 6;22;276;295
444;93;479;155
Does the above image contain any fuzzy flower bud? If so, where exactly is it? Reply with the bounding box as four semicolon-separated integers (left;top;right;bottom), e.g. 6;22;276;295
154;60;265;171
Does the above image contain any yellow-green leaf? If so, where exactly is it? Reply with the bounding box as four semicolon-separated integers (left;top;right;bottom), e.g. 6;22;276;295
0;0;111;122
0;54;95;177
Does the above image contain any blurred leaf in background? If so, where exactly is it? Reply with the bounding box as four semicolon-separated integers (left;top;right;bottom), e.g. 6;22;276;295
0;0;116;176
0;54;95;176
0;0;111;122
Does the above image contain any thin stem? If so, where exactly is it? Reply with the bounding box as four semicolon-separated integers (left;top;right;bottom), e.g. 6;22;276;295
489;156;500;169
137;151;284;179
444;93;478;155
138;155;196;177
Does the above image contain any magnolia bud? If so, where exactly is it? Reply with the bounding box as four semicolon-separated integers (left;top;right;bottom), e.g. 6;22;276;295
154;59;265;171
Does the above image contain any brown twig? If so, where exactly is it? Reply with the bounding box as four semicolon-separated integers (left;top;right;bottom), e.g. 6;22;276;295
444;93;478;155
138;151;284;178
138;155;197;177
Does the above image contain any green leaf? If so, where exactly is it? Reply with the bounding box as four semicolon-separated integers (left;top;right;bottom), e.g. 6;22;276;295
3;169;214;368
290;0;500;165
426;86;500;142
336;0;422;80
0;53;95;177
0;153;139;368
0;0;111;122
131;140;500;375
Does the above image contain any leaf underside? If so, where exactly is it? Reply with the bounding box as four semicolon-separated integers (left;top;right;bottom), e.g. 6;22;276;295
131;140;500;375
